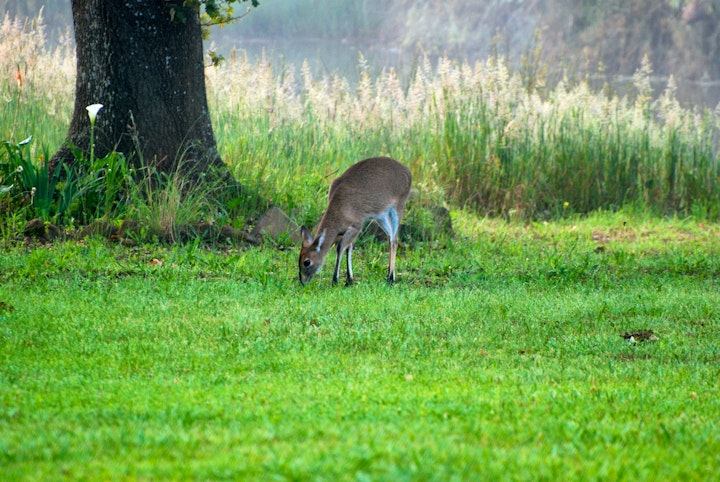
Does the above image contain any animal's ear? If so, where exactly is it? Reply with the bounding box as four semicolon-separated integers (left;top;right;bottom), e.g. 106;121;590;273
315;229;327;251
300;226;314;247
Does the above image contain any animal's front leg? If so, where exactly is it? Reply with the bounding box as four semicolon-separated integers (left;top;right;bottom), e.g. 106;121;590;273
332;242;343;285
334;227;360;286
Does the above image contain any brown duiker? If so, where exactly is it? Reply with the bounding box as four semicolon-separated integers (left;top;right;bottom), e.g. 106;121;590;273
299;156;412;286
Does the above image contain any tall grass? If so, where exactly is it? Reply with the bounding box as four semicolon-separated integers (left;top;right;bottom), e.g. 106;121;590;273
2;12;719;226
0;11;73;149
209;53;720;220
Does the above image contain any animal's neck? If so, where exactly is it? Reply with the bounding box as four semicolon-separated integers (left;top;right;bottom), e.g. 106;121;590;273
315;215;342;255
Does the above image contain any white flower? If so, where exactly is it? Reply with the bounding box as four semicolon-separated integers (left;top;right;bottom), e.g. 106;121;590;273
86;103;104;124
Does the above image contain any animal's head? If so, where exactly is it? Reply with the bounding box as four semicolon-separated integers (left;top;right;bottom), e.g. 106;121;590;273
298;226;327;285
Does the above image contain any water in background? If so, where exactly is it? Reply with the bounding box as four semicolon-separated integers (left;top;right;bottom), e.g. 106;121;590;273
211;35;720;110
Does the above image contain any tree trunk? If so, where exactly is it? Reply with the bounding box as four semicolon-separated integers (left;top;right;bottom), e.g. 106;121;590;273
53;0;224;179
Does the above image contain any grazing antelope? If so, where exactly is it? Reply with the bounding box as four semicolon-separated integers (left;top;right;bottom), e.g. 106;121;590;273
299;156;412;286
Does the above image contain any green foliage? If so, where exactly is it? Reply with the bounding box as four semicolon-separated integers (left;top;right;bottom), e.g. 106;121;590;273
0;136;134;224
203;0;260;20
0;132;228;242
167;0;259;29
1;136;73;221
64;140;132;221
129;165;223;243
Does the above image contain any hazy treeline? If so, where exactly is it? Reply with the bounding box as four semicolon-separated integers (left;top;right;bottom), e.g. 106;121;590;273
6;0;719;83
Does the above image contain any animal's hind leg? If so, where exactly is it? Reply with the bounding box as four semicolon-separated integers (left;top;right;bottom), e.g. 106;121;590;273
345;244;354;286
387;238;397;283
376;206;400;283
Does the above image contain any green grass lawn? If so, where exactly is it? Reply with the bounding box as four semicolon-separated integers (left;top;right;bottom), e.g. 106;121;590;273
1;214;719;480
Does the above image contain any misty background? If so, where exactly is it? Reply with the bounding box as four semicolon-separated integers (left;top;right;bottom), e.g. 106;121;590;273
4;0;720;108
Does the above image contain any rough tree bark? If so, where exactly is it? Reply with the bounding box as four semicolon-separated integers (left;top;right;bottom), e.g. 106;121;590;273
53;0;225;179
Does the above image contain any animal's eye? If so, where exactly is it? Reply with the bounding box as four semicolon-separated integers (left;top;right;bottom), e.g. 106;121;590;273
303;259;312;268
